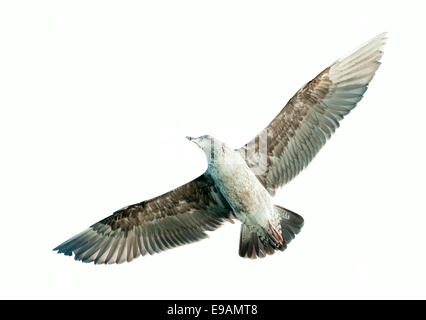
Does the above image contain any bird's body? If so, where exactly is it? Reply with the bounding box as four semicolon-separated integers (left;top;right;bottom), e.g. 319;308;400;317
54;33;386;263
204;139;282;246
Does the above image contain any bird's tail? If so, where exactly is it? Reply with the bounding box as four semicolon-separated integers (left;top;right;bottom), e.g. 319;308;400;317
238;205;304;259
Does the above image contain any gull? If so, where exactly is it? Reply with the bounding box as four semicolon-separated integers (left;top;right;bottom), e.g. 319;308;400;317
54;33;386;263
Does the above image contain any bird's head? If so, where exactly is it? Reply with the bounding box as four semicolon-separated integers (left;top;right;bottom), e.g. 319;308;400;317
186;135;224;162
186;134;213;151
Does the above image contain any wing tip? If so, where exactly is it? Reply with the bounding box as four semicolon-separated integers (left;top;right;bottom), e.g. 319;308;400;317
53;246;73;256
336;32;388;65
374;31;388;40
363;31;388;48
372;31;388;50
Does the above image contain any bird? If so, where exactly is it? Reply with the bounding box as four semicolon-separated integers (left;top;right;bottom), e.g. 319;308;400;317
54;33;386;263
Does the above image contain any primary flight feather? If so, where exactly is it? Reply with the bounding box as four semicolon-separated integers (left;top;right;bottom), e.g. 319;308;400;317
54;33;386;263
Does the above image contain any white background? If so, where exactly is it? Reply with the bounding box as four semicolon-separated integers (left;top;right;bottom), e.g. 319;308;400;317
1;0;425;299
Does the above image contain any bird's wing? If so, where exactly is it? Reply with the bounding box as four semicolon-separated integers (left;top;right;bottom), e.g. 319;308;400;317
239;33;386;195
54;174;232;264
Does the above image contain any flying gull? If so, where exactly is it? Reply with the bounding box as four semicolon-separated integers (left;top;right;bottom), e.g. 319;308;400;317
54;33;386;263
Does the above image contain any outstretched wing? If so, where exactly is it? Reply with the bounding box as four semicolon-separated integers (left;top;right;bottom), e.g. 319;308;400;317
54;174;232;264
239;33;386;195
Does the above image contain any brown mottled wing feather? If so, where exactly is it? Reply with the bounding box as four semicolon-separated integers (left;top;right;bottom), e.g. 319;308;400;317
239;33;386;195
54;174;232;264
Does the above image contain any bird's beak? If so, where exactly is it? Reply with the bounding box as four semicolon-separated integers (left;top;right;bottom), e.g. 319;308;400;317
186;136;200;147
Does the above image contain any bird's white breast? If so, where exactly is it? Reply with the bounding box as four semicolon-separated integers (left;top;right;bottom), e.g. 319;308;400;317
206;147;277;228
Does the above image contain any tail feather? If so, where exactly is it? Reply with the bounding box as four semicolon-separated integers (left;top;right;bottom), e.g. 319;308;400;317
276;205;304;243
239;224;276;259
238;205;304;259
